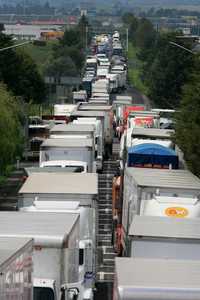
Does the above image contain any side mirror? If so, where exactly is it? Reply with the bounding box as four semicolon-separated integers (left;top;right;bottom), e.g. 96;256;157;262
60;286;79;300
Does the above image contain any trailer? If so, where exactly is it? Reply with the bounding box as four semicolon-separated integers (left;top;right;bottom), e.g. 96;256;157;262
73;118;103;171
0;237;33;300
121;167;200;251
76;104;113;158
114;257;200;300
0;212;82;300
129;215;200;260
40;137;95;172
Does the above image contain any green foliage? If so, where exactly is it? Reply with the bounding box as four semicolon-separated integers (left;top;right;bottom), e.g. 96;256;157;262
144;32;194;108
0;84;24;174
175;68;200;176
0;33;46;103
45;17;90;79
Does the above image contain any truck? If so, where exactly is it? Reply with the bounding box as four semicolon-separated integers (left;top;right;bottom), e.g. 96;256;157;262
0;237;33;300
75;104;113;158
73;90;87;103
106;73;118;93
114;257;200;300
0;211;83;300
121;167;200;253
18;172;98;296
126;143;179;169
40;137;96;172
73;118;103;171
129;215;200;260
120;128;175;171
20;200;96;296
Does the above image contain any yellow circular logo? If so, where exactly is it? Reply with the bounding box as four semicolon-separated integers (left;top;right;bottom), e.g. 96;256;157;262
165;207;189;218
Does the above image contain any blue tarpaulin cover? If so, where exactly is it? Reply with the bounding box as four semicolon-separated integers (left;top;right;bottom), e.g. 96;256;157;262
127;143;179;169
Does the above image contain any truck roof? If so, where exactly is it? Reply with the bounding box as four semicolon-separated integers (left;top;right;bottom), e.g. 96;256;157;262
129;215;200;239
115;257;200;300
78;103;112;111
41;137;93;148
125;168;200;190
19;172;98;194
0;237;33;266
50;124;95;133
131;128;174;138
72;110;105;117
0;212;79;247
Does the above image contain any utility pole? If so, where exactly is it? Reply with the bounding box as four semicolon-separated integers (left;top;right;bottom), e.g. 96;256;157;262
126;27;129;52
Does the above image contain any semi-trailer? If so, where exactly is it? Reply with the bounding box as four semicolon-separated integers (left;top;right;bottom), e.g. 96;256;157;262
0;212;83;300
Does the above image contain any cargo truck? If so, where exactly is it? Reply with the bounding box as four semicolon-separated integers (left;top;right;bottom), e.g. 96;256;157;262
21;200;96;295
114;257;200;300
18;172;98;298
77;104;113;157
0;237;33;300
0;211;85;300
121;167;200;253
73;118;103;171
129;215;200;260
40;137;96;172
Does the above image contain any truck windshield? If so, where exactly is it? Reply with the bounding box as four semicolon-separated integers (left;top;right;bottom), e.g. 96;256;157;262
34;287;54;300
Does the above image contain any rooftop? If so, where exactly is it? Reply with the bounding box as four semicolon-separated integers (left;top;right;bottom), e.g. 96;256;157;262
129;215;200;239
125;168;200;190
19;172;98;194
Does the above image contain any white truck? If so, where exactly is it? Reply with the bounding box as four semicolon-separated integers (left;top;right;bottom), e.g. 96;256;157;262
106;73;118;92
0;211;85;300
54;104;78;117
73;90;88;103
73;118;103;171
40;137;96;173
21;200;95;296
129;215;200;260
77;104;113;158
122;167;200;252
114;257;200;300
18;172;98;297
0;237;33;300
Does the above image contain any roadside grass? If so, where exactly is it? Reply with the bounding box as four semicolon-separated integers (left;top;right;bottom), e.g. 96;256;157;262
127;43;148;95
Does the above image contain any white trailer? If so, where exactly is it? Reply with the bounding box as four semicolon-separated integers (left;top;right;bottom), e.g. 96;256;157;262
21;201;95;295
76;104;113;158
73;118;103;171
54;104;78;117
50;124;95;141
73;90;87;103
122;168;200;250
18;172;98;207
126;128;175;148
0;237;33;300
106;73;118;92
114;257;200;300
40;137;96;172
129;215;200;260
0;212;82;300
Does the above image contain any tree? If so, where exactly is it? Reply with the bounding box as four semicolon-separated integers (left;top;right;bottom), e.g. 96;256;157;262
45;56;77;79
144;32;194;108
175;69;200;176
0;84;24;174
0;33;46;103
